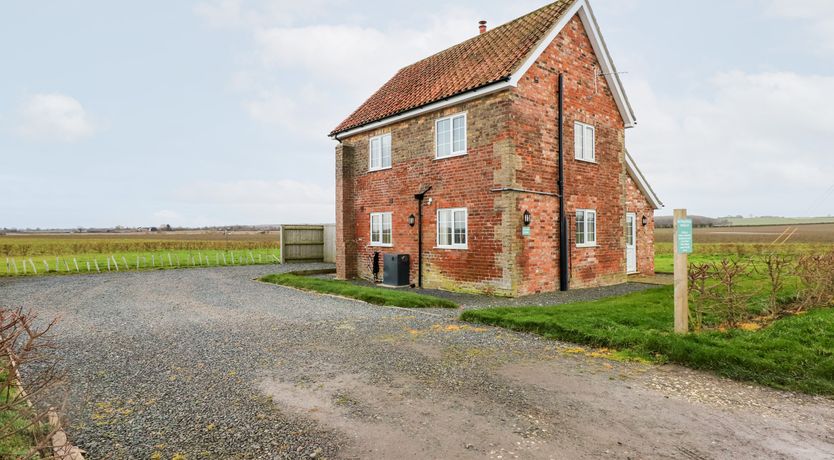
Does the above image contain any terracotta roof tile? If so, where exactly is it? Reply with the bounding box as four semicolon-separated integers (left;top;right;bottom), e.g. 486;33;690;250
330;1;573;136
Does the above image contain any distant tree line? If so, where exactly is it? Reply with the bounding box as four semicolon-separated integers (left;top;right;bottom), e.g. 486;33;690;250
655;215;731;228
0;224;283;234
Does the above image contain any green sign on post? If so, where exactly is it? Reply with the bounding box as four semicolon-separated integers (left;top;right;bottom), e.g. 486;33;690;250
676;218;693;254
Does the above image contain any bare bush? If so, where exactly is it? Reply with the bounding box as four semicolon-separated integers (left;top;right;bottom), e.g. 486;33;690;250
709;259;753;328
754;253;794;317
687;263;713;332
1;307;64;459
794;252;834;312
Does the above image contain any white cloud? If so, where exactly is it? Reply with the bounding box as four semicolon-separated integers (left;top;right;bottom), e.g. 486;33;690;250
173;179;334;223
196;1;480;138
628;70;834;217
152;210;184;226
244;85;334;137
17;93;97;142
252;9;477;90
194;0;339;29
194;0;246;28
767;0;834;51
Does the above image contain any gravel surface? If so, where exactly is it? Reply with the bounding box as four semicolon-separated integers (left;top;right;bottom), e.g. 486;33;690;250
1;265;833;459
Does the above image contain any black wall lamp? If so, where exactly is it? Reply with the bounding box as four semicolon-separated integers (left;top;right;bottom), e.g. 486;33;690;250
642;215;648;227
523;210;532;226
408;214;416;227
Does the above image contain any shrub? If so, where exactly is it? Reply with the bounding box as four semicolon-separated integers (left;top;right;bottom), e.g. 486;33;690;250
794;251;834;312
709;259;753;328
754;253;794;317
687;263;713;332
1;307;64;458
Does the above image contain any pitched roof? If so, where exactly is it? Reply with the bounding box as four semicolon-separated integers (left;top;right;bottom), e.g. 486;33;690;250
330;1;573;136
626;150;663;209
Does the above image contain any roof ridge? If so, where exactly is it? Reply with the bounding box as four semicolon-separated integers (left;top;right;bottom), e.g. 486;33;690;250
330;0;575;136
398;1;571;75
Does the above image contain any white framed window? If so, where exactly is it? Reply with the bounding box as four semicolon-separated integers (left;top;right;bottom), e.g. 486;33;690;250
437;208;468;249
574;121;595;162
369;133;392;171
435;113;467;159
370;212;393;246
575;209;597;247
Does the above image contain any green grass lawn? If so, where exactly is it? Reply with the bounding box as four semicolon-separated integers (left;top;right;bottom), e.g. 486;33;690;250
260;273;458;309
653;242;828;273
461;286;834;395
2;248;281;277
0;368;36;458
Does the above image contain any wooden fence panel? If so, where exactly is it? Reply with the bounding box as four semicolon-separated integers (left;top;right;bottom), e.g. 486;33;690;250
323;224;336;263
280;225;335;263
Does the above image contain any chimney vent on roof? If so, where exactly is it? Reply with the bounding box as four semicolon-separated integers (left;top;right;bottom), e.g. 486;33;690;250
479;20;487;34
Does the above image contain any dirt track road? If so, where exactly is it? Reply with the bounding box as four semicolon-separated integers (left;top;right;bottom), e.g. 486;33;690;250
1;265;832;459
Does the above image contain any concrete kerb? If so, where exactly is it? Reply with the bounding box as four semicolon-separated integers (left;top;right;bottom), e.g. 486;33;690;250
48;408;85;459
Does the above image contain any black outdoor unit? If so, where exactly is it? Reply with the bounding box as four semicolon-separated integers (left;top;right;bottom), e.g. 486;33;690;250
383;254;410;287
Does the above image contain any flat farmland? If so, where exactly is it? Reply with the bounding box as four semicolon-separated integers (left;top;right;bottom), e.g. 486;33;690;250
656;222;834;244
0;231;281;276
654;223;834;273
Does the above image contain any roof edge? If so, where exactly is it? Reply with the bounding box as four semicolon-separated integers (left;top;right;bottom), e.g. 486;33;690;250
330;79;512;139
625;149;663;210
330;0;638;137
508;0;636;128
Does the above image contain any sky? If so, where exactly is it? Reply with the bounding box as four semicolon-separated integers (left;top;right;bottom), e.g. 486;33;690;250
1;0;833;228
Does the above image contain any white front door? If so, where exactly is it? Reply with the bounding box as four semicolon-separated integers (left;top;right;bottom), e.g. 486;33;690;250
626;213;637;273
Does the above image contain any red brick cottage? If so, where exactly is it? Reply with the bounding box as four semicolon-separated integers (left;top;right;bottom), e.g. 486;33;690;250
330;0;662;296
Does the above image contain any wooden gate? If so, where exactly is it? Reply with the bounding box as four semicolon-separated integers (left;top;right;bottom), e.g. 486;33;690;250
279;225;335;263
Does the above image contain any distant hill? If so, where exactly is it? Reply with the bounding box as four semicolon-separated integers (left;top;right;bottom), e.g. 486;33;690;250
655;215;730;228
655;215;834;228
719;216;834;227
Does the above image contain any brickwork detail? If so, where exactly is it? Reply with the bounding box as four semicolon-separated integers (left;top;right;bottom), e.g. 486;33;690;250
334;14;656;295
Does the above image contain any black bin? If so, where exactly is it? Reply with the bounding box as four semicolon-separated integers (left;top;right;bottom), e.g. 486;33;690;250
383;254;410;287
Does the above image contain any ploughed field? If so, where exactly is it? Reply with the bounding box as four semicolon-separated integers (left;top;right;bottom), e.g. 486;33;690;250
655;222;834;244
0;231;281;276
654;223;834;273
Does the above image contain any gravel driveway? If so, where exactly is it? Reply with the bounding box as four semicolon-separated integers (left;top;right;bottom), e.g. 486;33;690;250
1;266;833;459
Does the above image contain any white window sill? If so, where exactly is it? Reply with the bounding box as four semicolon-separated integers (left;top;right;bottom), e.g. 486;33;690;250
368;166;392;172
576;243;597;248
435;245;468;250
435;151;468;161
575;157;597;164
370;243;393;248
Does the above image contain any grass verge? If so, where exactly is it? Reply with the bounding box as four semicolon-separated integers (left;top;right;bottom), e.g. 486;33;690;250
260;273;458;309
461;286;834;396
653;242;832;273
2;248;281;277
0;368;36;457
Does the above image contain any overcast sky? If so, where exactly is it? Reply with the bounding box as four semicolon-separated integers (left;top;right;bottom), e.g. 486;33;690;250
2;0;833;228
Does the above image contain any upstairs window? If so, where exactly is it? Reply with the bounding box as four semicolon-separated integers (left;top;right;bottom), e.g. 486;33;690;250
574;121;595;162
576;209;597;247
436;113;467;158
370;212;392;246
369;133;392;170
437;208;468;249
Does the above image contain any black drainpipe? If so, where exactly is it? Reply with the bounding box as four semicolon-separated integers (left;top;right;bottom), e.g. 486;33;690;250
414;186;432;288
558;73;570;291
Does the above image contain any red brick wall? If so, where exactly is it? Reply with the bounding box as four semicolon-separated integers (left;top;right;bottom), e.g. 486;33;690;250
625;174;656;275
509;14;628;291
336;91;516;294
335;13;653;294
335;143;357;279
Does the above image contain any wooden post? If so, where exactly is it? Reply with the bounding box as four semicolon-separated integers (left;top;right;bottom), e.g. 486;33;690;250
673;208;689;333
